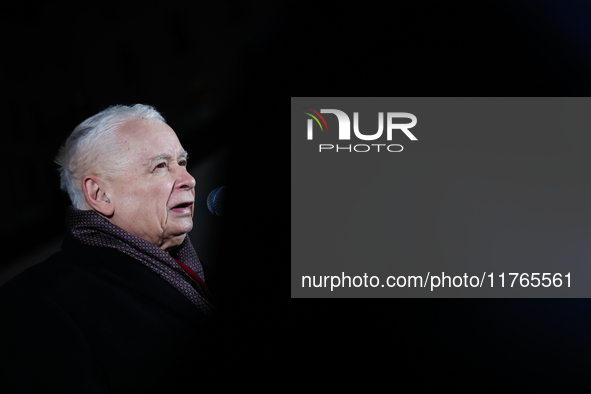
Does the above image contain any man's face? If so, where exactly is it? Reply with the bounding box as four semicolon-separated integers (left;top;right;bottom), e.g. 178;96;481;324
105;119;196;250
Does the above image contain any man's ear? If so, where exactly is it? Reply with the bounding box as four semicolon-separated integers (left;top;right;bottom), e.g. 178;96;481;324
82;175;114;217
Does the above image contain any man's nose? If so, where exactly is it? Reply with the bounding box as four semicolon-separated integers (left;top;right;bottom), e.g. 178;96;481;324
177;167;196;190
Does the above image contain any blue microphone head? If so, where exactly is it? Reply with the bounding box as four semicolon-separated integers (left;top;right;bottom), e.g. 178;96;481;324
206;186;226;216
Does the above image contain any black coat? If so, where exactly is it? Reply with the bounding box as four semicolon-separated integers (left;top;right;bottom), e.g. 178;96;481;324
0;234;217;393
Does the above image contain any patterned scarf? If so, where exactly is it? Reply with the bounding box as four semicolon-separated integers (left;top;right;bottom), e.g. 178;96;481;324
65;206;214;316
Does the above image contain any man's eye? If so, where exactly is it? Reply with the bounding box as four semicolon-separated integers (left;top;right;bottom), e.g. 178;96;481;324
179;159;187;167
155;162;167;169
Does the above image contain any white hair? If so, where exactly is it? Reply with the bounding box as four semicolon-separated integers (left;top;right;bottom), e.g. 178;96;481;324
55;104;166;209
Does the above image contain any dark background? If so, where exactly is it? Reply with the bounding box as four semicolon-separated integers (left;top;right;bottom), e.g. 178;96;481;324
2;0;591;381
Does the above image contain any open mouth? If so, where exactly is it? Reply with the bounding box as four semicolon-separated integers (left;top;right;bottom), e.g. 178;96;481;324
170;202;193;214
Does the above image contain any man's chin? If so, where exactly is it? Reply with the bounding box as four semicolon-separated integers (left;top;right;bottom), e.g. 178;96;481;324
168;219;193;236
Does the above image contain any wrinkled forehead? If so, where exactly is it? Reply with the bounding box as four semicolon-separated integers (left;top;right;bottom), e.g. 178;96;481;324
115;119;184;161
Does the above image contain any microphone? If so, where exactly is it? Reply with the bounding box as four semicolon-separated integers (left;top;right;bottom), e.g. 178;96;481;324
206;186;226;216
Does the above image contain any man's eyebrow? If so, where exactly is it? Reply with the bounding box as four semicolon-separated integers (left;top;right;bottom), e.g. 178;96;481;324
150;151;189;162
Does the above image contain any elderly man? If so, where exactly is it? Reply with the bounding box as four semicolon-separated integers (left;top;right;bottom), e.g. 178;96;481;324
0;104;215;392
